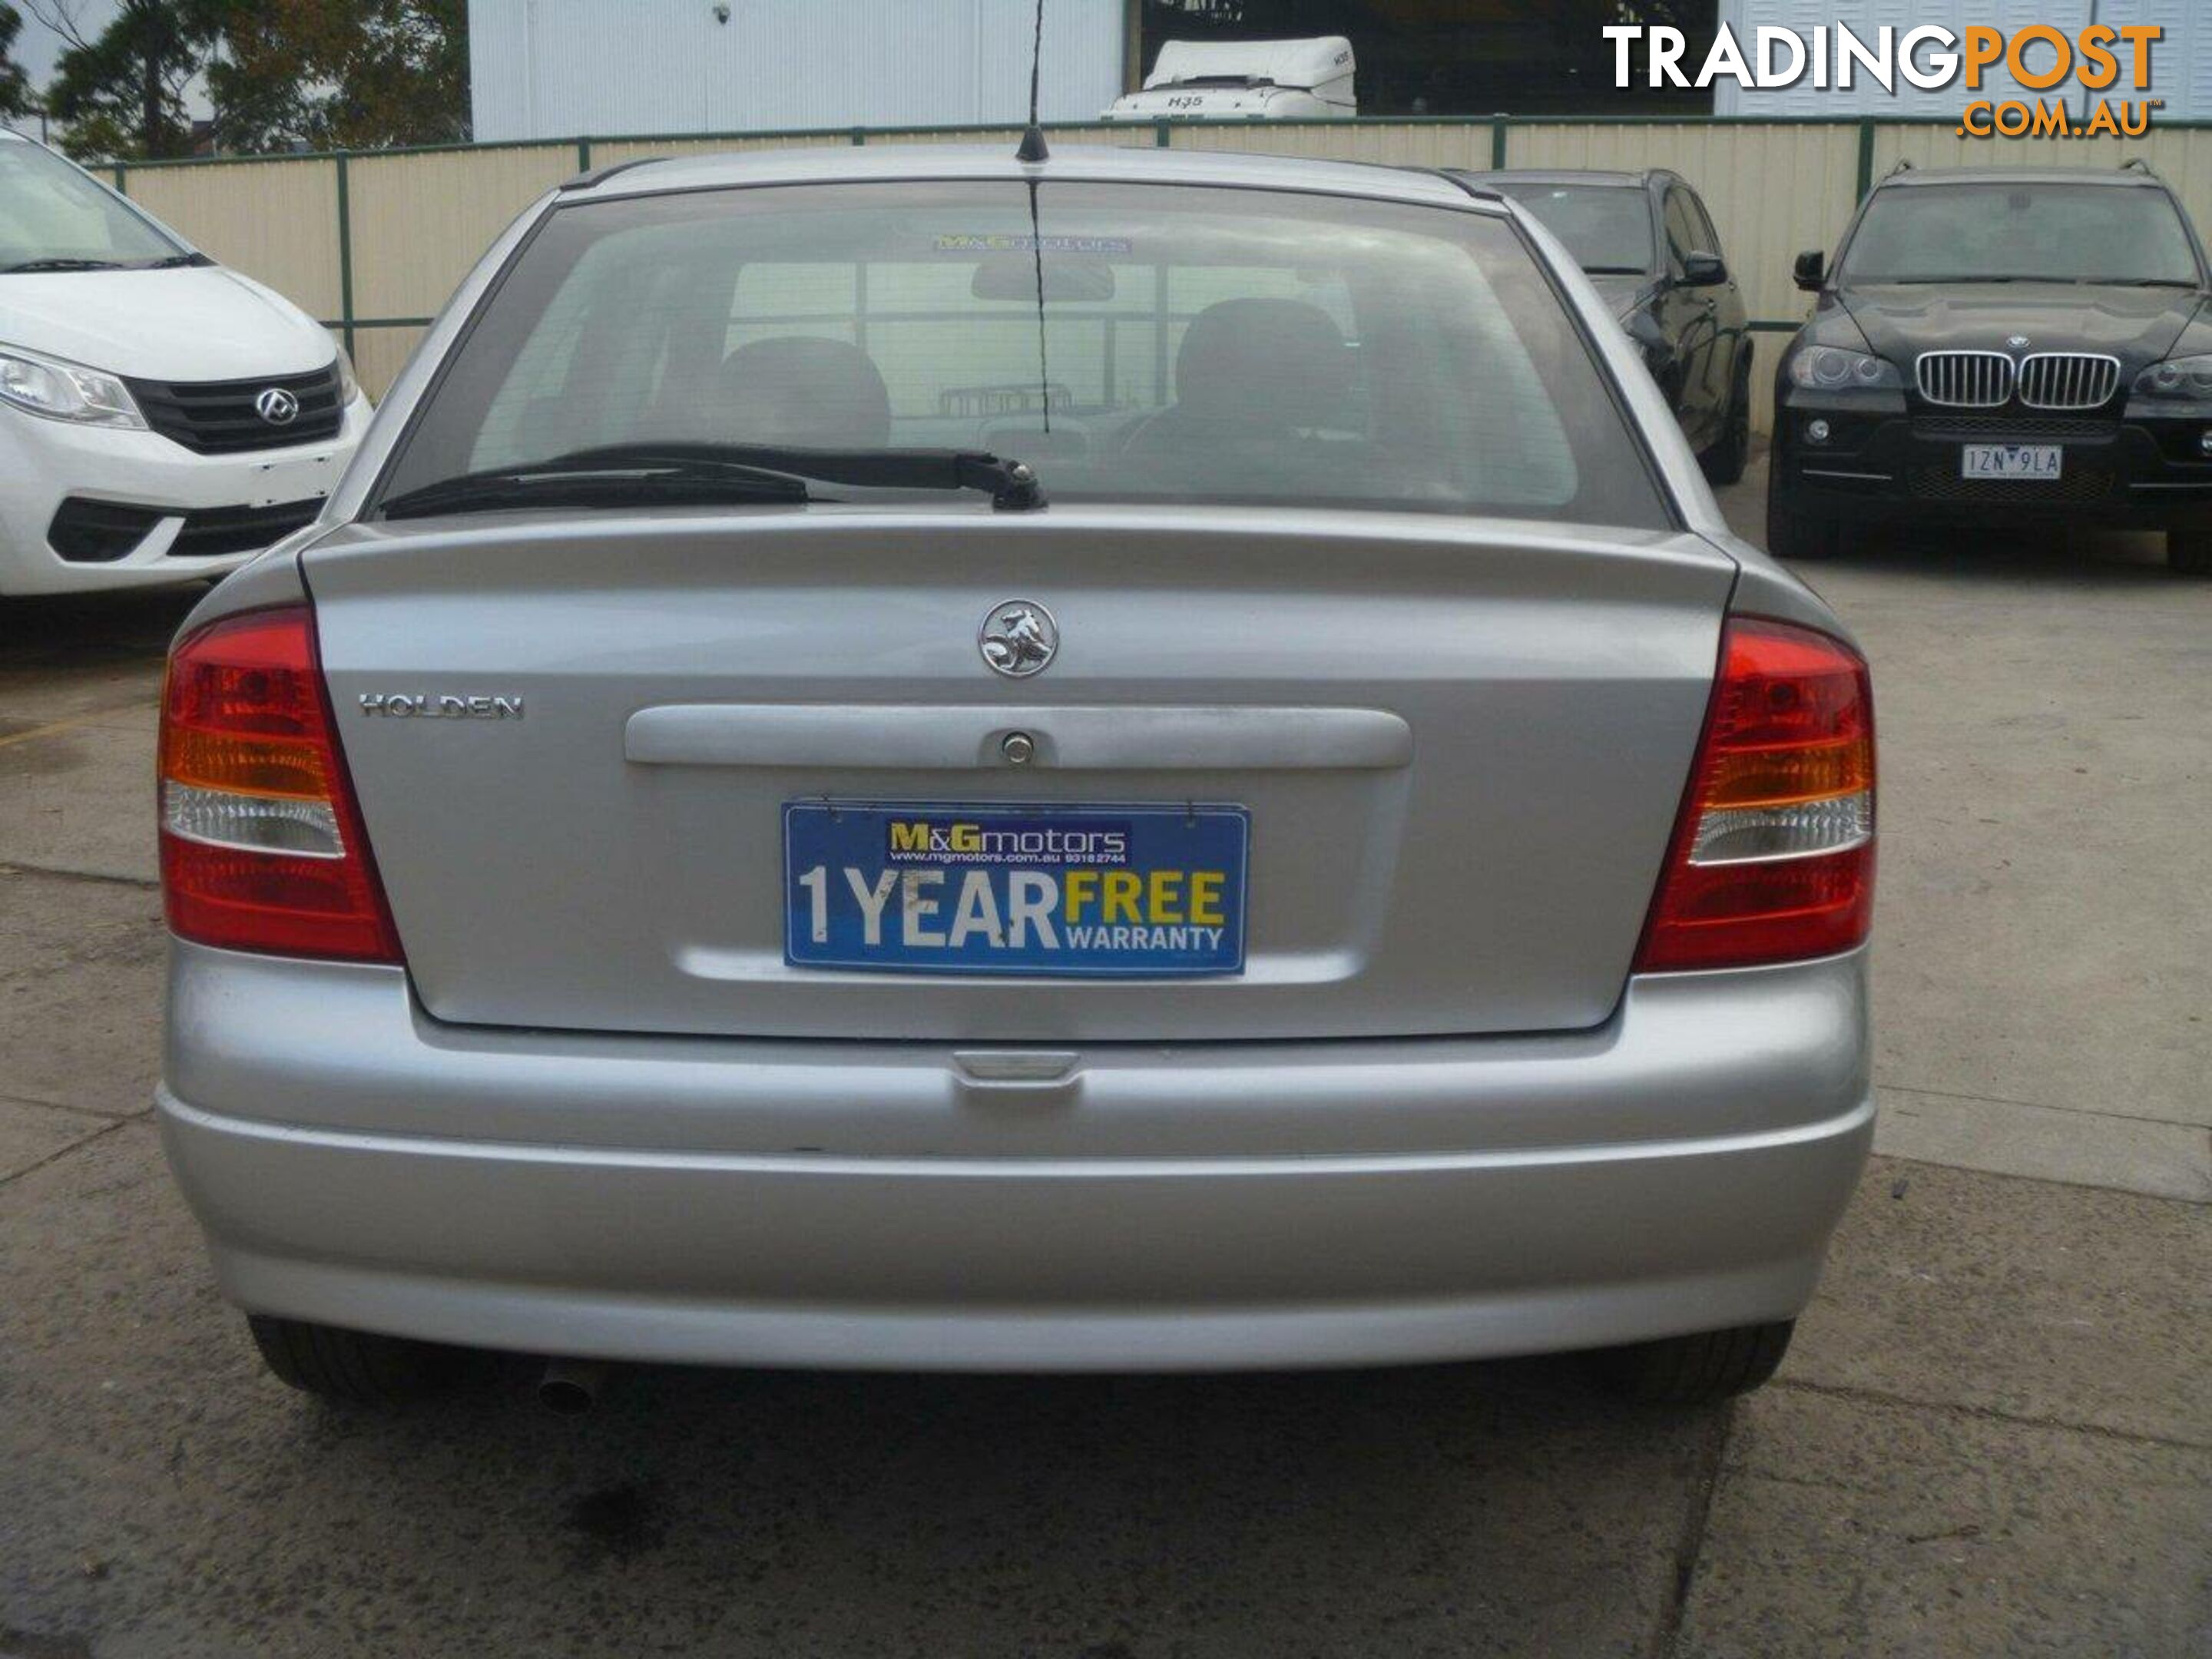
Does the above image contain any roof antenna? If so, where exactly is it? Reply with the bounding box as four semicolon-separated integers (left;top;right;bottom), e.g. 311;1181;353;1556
1016;0;1049;163
1015;0;1051;434
1025;173;1052;435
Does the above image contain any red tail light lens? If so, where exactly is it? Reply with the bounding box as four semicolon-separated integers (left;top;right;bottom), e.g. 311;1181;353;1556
1635;617;1875;973
159;605;402;963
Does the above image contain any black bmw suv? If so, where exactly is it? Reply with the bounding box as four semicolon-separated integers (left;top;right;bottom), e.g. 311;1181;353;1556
1770;163;2212;575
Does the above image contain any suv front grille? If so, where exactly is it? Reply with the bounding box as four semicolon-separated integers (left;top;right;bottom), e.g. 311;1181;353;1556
124;363;346;455
2018;353;2121;410
1917;351;2012;407
47;496;323;563
1915;353;2124;413
1909;464;2114;504
167;498;323;558
1912;416;2118;442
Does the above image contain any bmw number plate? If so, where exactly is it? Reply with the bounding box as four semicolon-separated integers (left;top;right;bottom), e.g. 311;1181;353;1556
784;802;1249;977
1961;444;2061;481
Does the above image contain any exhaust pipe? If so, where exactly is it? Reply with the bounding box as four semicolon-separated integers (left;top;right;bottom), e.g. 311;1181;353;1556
538;1357;608;1416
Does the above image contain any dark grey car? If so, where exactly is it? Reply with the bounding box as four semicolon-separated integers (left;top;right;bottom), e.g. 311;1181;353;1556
1455;168;1753;485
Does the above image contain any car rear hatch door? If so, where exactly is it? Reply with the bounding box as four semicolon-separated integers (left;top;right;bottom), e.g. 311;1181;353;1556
306;505;1735;1041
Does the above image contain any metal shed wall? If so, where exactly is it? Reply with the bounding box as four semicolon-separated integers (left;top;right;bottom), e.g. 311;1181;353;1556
468;0;1130;142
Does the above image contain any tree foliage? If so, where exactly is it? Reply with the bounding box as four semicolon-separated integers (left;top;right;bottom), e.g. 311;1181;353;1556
214;0;469;154
0;5;34;121
41;0;224;161
32;0;467;161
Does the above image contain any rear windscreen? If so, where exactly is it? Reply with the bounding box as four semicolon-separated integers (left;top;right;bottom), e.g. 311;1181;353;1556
1487;184;1654;276
379;177;1671;529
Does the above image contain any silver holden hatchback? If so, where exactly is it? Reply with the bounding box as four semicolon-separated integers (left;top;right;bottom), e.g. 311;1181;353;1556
155;145;1876;1409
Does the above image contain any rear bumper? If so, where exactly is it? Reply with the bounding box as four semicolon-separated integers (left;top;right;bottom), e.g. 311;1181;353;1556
158;942;1874;1371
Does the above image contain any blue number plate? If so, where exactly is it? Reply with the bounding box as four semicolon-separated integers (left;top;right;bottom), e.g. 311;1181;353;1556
785;801;1249;977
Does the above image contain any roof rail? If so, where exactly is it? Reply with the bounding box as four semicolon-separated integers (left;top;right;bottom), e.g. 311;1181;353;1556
560;155;667;191
1884;158;1914;177
2120;156;2158;177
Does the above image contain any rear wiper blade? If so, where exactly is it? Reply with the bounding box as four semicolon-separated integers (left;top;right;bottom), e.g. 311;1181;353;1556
379;442;1047;522
0;257;127;273
380;449;816;521
563;441;1047;510
2081;276;2200;287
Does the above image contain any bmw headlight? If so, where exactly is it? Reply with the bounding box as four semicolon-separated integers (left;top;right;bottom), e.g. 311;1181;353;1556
0;343;147;429
1787;346;1901;392
2131;353;2212;400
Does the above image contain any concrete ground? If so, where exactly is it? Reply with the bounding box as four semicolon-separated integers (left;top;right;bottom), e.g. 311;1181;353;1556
1;453;2207;1657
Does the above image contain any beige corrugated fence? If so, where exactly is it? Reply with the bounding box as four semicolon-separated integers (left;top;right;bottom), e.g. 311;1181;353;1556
124;156;346;323
106;115;2212;435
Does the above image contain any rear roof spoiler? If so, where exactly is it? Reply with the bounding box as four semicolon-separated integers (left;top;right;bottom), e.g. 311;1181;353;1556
560;156;667;192
1424;168;1506;203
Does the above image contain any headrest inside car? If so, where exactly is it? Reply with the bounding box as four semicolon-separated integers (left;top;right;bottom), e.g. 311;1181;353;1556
1174;296;1347;429
717;337;892;447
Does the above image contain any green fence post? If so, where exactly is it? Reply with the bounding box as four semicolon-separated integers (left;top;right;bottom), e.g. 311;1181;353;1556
113;164;127;193
1154;120;1171;147
577;137;592;171
334;154;356;360
1855;118;1876;201
1490;118;1509;169
851;127;866;145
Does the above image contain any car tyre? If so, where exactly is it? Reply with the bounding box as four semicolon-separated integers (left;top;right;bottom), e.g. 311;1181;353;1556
1700;370;1752;487
2167;522;2212;575
1588;1320;1795;1404
247;1314;474;1406
1765;494;1843;561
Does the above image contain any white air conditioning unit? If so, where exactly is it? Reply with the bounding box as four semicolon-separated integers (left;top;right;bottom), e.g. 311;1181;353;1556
1101;37;1357;121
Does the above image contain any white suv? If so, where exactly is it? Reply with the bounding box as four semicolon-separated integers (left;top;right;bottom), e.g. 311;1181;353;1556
0;131;369;596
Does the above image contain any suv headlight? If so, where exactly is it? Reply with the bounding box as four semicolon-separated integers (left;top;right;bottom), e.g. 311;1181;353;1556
2131;353;2212;400
1787;346;1901;392
0;343;147;429
333;344;361;406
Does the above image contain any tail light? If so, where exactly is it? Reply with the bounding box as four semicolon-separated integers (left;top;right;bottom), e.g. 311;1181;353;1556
1636;616;1874;973
158;604;402;963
